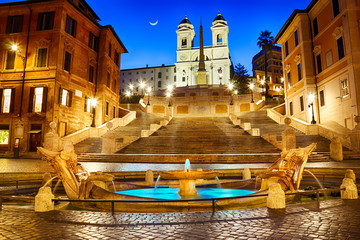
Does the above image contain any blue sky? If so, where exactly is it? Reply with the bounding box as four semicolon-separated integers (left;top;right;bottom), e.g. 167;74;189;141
1;0;312;74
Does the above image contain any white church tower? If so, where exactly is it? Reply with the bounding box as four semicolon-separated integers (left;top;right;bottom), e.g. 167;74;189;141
175;12;231;87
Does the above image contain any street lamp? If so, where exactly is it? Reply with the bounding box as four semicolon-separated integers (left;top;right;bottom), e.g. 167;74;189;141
249;83;254;103
260;79;265;93
166;91;172;106
11;44;26;117
90;98;97;127
167;85;173;92
147;87;151;106
308;93;316;124
276;87;280;104
140;82;145;95
228;83;234;105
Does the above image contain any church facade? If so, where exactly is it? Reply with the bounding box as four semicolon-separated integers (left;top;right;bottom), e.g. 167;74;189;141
175;13;231;87
120;13;231;95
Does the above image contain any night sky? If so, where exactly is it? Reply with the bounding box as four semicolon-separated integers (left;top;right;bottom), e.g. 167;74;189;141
1;0;312;74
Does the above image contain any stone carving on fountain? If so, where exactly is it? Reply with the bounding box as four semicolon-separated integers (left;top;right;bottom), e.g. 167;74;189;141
37;141;130;201
257;143;317;192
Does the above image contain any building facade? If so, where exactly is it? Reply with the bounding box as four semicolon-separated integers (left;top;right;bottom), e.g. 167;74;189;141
175;13;231;87
274;0;360;129
120;64;176;95
120;12;231;96
252;46;283;96
0;0;127;154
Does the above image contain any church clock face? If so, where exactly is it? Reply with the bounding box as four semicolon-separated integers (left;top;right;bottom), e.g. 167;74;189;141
180;54;187;61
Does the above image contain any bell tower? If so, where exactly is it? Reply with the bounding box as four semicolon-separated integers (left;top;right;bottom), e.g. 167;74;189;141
176;16;195;50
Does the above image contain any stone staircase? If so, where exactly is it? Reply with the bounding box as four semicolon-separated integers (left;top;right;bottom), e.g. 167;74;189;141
74;105;164;153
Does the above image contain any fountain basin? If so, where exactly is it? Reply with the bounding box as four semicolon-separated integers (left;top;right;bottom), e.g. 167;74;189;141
118;188;254;200
160;170;218;180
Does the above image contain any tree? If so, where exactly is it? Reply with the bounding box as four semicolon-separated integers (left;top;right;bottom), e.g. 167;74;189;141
257;30;274;98
233;63;250;94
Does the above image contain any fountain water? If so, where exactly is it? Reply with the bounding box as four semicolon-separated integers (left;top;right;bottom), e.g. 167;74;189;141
304;169;324;189
112;181;117;192
154;175;161;189
215;176;222;188
184;159;190;172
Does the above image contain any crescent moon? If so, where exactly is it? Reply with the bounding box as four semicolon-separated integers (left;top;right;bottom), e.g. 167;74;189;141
149;20;158;26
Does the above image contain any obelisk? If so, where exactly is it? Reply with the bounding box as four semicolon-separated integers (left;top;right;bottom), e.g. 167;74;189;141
197;20;207;85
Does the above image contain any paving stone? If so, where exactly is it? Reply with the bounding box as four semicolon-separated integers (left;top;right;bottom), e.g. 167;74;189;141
0;199;360;239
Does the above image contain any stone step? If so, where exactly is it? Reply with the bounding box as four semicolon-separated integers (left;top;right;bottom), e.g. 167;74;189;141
77;152;329;163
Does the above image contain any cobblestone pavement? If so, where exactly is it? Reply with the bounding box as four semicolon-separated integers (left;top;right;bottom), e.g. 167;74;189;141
1;199;360;239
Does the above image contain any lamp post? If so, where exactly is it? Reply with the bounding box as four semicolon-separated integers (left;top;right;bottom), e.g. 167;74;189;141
166;91;172;107
140;82;145;95
90;98;97;127
276;87;280;104
260;79;265;94
147;87;151;106
249;83;254;103
228;83;234;105
11;44;26;117
308;93;316;124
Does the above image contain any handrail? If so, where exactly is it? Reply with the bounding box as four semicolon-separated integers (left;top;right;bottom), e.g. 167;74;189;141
51;187;346;214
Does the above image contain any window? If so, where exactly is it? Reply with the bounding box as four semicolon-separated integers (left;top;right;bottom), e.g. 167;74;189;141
182;77;185;82
313;18;318;36
285;41;289;57
341;79;349;98
158;81;162;88
289;102;293;116
6;51;16;70
332;0;340;18
1;89;15;113
294;30;299;46
114;50;119;66
59;88;72;107
174;76;176;82
89;32;99;52
181;38;187;47
64;51;71;72
297;64;302;81
37;12;54;31
89;65;95;83
113;78;116;92
85;97;91;113
320;90;325;107
337;37;345;60
300;96;304;112
6;15;23;33
29;87;48;113
113;106;116;118
287;72;291;86
65;15;77;37
0;125;10;146
217;34;223;45
107;72;110;87
108;43;112;57
37;48;47;67
158;72;162;78
316;54;322;74
326;50;333;67
105;101;109;115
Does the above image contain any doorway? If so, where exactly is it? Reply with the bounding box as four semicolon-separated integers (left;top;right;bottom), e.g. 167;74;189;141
29;124;42;152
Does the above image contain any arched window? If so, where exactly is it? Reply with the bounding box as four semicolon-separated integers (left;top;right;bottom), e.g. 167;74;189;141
181;37;187;47
158;72;162;78
217;34;223;45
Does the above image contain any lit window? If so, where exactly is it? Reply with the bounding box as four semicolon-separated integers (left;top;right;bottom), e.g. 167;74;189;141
61;89;68;106
0;125;9;146
341;79;349;98
2;89;12;113
34;87;44;112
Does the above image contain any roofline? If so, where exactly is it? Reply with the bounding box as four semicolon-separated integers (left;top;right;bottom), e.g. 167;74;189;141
103;25;128;53
274;0;319;43
121;65;176;71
